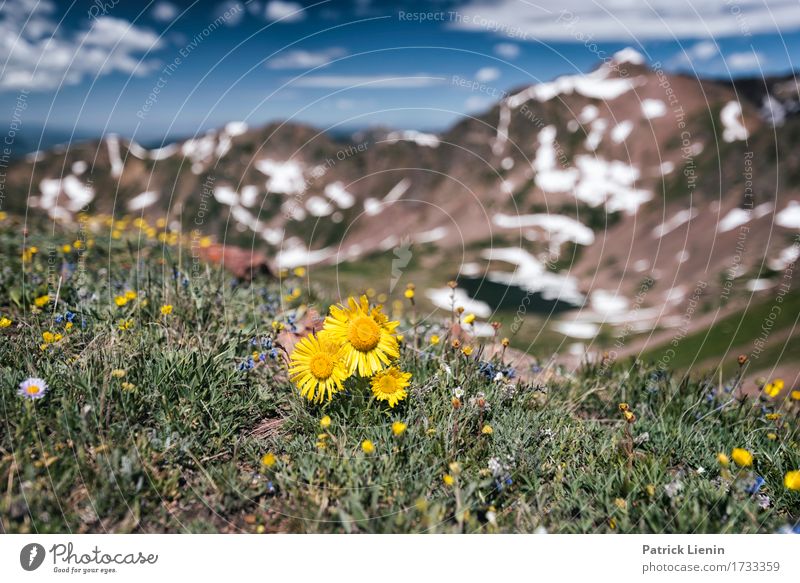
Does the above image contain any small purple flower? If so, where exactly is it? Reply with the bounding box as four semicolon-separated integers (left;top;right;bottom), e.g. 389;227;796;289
18;377;49;400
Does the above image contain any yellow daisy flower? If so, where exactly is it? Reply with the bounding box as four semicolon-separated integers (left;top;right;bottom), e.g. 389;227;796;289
0;317;11;328
34;295;50;307
370;366;411;408
323;295;399;377
160;304;173;316
288;332;348;403
261;453;277;468
391;421;407;436
731;447;753;467
785;470;800;491
361;440;375;454
763;378;784;397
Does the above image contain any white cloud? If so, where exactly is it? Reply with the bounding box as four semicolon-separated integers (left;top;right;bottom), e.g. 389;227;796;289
215;1;246;26
0;3;162;91
727;51;763;70
493;42;519;59
152;1;179;22
267;47;347;69
266;0;306;22
475;66;500;82
291;75;445;88
452;0;800;40
689;40;718;60
465;95;492;112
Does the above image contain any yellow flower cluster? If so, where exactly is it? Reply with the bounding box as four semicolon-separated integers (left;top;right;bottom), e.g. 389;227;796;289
40;330;63;351
288;295;410;406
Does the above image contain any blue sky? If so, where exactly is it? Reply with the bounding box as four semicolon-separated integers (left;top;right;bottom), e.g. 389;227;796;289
2;0;800;149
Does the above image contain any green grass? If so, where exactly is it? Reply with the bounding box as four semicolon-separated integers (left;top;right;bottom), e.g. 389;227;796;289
641;290;800;374
0;218;798;533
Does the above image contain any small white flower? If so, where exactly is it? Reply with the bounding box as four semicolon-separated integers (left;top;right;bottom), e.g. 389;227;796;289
452;386;464;398
18;377;49;400
493;372;505;382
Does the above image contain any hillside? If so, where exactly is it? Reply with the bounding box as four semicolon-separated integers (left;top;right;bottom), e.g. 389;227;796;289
4;48;800;380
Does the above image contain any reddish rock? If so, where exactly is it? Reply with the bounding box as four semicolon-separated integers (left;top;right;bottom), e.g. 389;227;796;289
197;243;273;280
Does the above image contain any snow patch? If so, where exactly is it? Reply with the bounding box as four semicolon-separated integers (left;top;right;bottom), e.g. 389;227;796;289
127;191;159;211
610;120;634;144
776;200;800;229
720;101;748;142
641;99;667;119
255;159;306;195
652;208;698;238
426;287;492;318
386;130;439;148
324;182;355;209
106;134;123;178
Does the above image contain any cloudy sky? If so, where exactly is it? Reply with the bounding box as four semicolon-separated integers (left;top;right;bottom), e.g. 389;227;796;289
2;0;799;148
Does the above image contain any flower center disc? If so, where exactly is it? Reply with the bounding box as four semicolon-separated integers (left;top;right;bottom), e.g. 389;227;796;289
26;386;40;395
347;316;380;351
309;353;335;379
379;376;397;394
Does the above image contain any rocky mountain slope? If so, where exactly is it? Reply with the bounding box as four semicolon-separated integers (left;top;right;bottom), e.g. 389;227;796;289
6;48;800;373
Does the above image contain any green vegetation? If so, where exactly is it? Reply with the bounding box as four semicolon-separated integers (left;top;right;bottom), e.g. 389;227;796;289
1;218;798;533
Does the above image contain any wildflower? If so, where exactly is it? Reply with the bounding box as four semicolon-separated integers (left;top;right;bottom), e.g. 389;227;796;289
481;424;493;435
746;475;766;495
731;448;753;467
120;382;136;392
614;498;627;510
737;354;748;366
765;413;781;421
404;288;415;300
320;415;331;429
501;337;509;347
448;461;461;475
34;295;50;307
124;290;137;300
785;470;800;490
361;440;375;454
110;369;126;378
261;453;277;468
451;339;461;350
717;453;730;467
18;377;49;400
791;390;800;401
160;304;173;316
370;366;411;408
764;379;784;398
271;321;284;332
117;319;134;331
61;244;72;253
288;332;348;403
608;518;616;529
430;334;440;345
442;474;454;486
323;295;399;377
293;266;306;277
114;296;128;307
452;397;461;409
0;316;11;328
646;484;656;497
392;421;407;436
462;345;473;356
767;433;777;441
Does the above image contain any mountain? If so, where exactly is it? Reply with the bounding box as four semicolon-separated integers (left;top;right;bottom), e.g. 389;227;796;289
6;48;800;375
